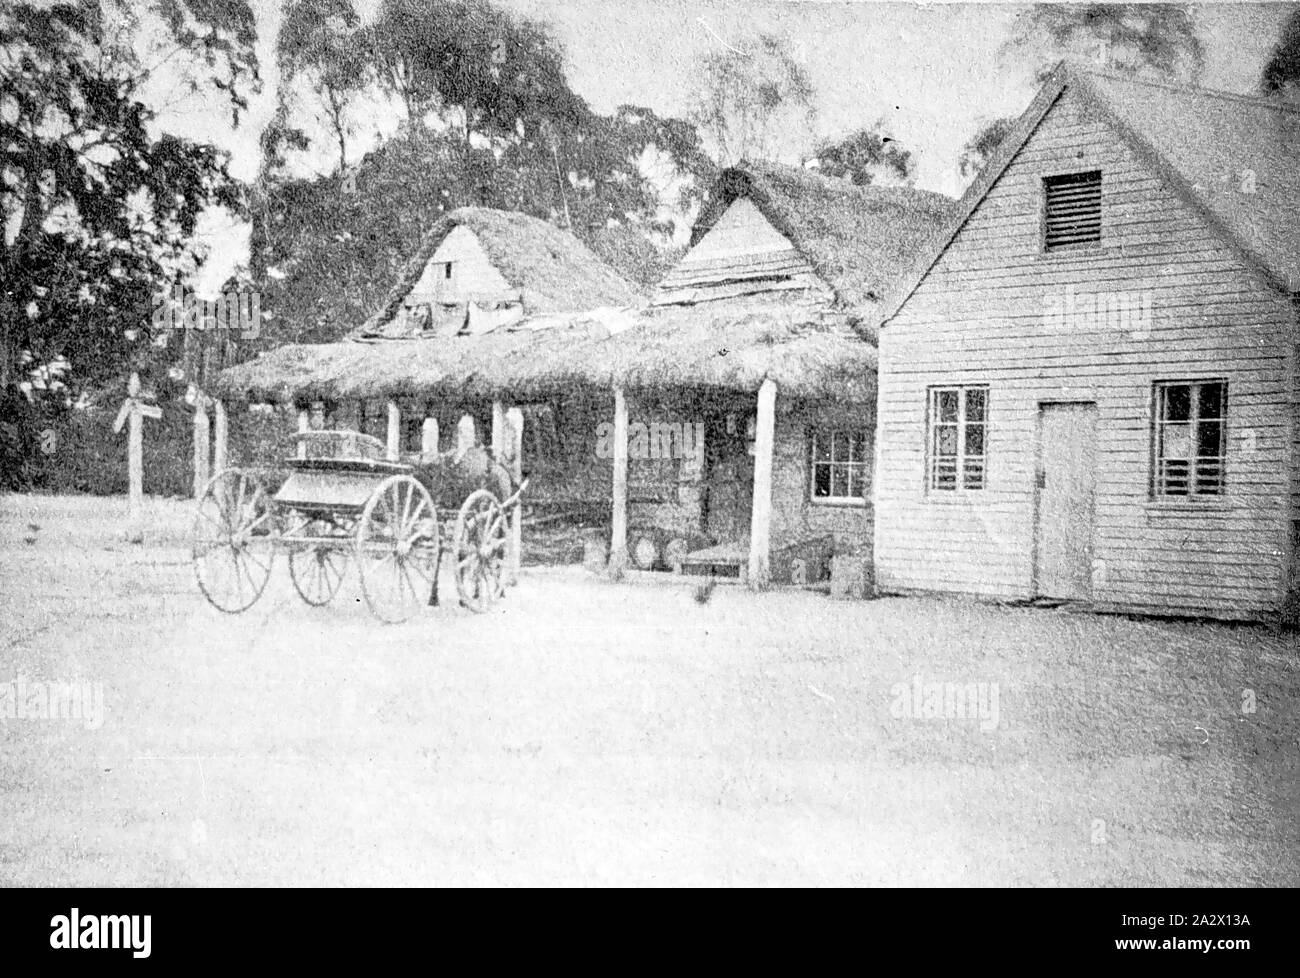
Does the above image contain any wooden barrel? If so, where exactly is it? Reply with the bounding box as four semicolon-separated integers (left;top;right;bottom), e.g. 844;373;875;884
632;534;659;570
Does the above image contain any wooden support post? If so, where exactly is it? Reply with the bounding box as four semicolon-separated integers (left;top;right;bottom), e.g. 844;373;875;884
747;378;777;589
507;406;524;583
386;401;401;461
491;399;506;456
610;387;629;572
193;396;211;498
421;415;439;456
213;399;228;474
456;414;476;455
296;407;309;459
491;399;523;582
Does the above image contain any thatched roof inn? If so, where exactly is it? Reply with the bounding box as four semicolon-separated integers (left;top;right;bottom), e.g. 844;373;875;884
214;166;958;588
218;166;955;408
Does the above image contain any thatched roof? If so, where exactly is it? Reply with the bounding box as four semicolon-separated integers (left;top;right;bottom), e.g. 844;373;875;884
353;207;641;337
215;294;876;405
217;184;909;407
686;161;958;309
884;62;1300;322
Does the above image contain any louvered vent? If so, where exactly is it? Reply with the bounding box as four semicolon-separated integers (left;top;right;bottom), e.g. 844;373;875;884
1043;170;1101;251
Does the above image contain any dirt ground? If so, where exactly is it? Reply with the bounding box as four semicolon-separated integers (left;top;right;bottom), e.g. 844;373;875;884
1;493;1297;886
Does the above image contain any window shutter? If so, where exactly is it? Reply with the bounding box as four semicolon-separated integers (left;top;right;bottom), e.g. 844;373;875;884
1044;170;1101;250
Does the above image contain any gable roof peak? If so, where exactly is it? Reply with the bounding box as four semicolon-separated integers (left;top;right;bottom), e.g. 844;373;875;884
351;206;640;339
682;159;958;310
880;60;1300;325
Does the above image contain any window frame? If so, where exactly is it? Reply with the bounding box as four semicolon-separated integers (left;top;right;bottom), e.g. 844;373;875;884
808;427;871;506
1041;169;1103;254
1150;379;1228;499
925;385;989;494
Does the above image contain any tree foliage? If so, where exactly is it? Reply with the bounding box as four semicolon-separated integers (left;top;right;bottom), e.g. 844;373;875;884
253;2;716;348
1261;8;1300;98
1006;3;1205;83
810;126;914;186
688;33;816;165
369;0;584;144
276;0;369;174
959;4;1206;183
0;0;260;395
958;116;1016;179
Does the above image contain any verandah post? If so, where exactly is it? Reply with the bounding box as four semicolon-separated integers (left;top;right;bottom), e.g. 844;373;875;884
491;399;506;457
507;406;524;583
386;401;401;461
491;399;525;583
610;386;629;572
193;395;210;498
747;377;777;588
456;414;476;455
213;399;228;473
421;413;439;456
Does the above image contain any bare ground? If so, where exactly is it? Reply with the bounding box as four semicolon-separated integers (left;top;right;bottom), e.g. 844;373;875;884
1;493;1297;886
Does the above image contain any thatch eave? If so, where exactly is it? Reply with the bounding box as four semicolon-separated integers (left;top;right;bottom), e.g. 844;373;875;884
216;298;877;408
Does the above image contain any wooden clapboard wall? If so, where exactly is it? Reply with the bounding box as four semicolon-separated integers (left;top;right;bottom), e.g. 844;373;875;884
876;85;1299;621
655;197;831;305
406;225;517;306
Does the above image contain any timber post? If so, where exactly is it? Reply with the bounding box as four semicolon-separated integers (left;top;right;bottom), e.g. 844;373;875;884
456;414;476;456
747;378;777;588
610;386;629;573
212;399;228;474
507;406;524;583
386;401;401;461
193;394;210;499
421;414;439;456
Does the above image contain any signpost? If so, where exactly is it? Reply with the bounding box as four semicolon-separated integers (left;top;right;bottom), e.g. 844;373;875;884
113;372;162;543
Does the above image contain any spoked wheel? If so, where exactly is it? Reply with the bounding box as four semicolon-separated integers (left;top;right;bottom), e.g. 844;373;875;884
289;544;348;607
454;489;508;614
355;475;439;623
193;469;276;613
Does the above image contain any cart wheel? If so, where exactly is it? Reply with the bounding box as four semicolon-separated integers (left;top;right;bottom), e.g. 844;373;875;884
355;475;438;623
454;489;507;613
193;469;276;613
289;544;348;607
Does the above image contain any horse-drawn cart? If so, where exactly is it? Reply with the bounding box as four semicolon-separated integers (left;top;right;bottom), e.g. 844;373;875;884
192;430;526;623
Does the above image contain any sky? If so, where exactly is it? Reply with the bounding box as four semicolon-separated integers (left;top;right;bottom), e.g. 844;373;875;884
153;0;1298;292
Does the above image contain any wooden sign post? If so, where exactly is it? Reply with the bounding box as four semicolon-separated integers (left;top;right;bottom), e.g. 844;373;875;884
113;372;162;543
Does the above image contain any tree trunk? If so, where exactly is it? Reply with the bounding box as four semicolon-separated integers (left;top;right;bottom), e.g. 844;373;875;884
326;86;348;174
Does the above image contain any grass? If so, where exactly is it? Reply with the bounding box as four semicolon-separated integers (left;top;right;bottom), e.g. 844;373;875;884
1;493;1297;886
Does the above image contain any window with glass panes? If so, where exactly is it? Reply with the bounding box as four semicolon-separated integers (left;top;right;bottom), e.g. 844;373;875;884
1152;380;1226;496
810;429;870;502
927;386;987;491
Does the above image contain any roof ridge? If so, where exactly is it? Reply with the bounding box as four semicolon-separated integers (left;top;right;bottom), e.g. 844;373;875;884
1065;60;1300;116
734;159;955;208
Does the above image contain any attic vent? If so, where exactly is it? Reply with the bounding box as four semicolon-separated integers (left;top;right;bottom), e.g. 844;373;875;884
1043;170;1101;251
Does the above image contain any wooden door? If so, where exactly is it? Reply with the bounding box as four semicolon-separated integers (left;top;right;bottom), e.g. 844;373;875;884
1034;403;1097;600
703;413;753;540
